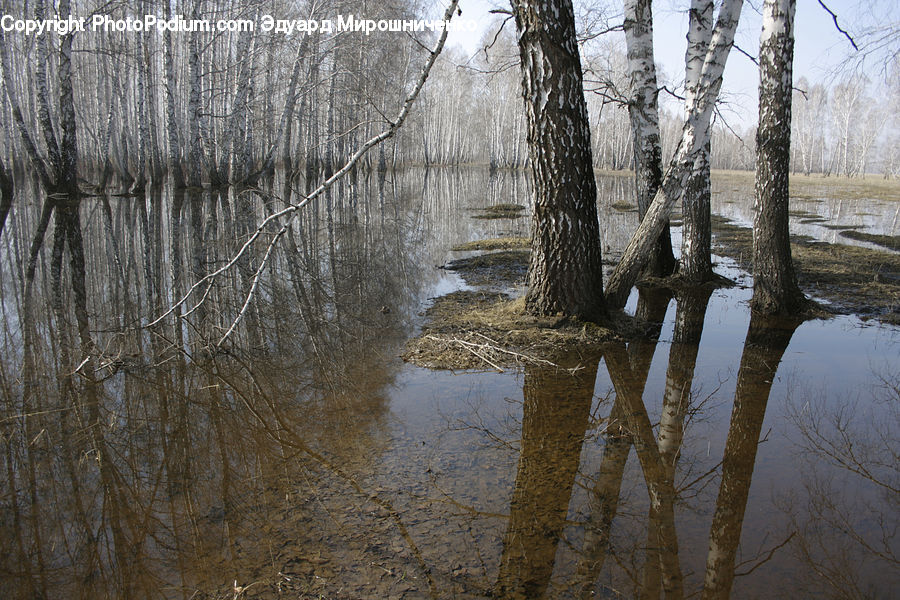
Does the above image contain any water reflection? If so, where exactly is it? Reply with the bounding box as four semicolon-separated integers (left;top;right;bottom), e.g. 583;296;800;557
496;356;599;599
0;168;897;598
702;314;801;599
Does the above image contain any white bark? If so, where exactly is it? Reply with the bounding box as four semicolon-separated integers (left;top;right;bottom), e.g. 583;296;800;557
606;0;744;309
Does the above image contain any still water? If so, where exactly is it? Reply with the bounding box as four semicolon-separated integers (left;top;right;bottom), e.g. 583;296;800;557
0;167;897;599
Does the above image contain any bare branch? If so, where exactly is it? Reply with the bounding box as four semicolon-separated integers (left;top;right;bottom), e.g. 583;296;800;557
733;43;759;66
818;0;859;51
148;0;462;344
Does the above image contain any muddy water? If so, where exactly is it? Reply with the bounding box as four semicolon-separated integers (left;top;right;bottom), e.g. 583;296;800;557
0;168;897;599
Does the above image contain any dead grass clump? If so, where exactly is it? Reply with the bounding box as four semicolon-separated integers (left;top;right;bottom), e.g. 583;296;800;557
403;294;628;370
838;230;900;252
450;237;530;251
471;204;526;219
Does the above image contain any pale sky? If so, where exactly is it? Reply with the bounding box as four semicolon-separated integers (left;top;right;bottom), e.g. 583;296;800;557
441;0;887;129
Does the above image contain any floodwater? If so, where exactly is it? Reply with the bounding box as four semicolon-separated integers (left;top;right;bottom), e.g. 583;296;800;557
0;167;897;599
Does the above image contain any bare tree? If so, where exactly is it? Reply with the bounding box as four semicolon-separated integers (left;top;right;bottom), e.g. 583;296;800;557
606;0;744;309
624;0;676;277
510;0;607;321
752;0;806;315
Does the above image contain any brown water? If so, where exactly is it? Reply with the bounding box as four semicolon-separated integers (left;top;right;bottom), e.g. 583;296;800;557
0;168;897;599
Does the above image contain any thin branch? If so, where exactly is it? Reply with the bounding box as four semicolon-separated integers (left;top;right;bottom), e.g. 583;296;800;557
732;43;759;66
148;0;461;342
817;0;859;51
578;23;624;43
735;532;797;577
660;85;686;102
481;14;514;59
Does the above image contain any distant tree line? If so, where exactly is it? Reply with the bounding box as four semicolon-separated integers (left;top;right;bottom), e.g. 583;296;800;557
0;0;424;191
1;0;895;192
412;20;899;178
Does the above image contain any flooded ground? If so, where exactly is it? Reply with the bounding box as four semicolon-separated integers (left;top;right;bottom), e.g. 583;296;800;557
0;167;898;598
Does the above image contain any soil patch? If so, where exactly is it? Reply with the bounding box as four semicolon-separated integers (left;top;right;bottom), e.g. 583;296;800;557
442;250;529;288
711;215;900;324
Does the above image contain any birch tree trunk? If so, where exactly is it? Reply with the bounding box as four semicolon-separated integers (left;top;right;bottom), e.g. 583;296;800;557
752;0;805;314
624;0;676;277
164;0;184;187
681;0;715;282
606;0;743;309
511;0;606;321
57;0;78;194
186;1;204;188
33;0;62;180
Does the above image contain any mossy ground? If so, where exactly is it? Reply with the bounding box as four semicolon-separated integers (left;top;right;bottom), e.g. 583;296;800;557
470;203;526;219
450;237;530;251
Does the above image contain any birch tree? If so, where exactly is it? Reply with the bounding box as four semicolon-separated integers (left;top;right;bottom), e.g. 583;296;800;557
605;0;744;309
680;0;715;282
510;0;607;321
624;0;676;277
752;0;805;314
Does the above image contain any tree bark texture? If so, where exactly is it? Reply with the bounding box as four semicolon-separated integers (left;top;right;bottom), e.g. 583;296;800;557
681;0;715;282
752;0;804;314
624;0;676;277
511;0;606;321
681;139;712;280
605;0;743;309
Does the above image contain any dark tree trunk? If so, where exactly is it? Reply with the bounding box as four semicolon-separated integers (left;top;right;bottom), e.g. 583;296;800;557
752;0;804;314
0;158;12;238
164;0;184;188
57;0;78;195
511;0;606;321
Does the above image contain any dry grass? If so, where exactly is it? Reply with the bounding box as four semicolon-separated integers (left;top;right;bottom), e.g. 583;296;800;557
470;203;526;219
712;169;900;202
403;292;631;370
450;237;530;251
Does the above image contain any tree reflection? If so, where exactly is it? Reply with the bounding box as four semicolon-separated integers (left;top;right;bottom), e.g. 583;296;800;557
702;313;801;599
495;356;600;599
0;172;433;598
574;286;672;598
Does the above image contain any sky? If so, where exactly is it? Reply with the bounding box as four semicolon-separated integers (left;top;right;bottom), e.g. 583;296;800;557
440;0;884;129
